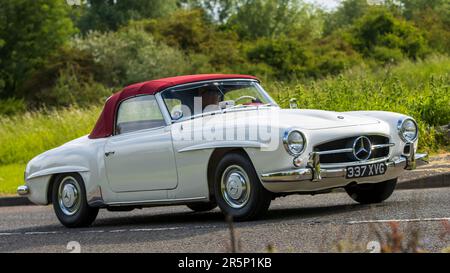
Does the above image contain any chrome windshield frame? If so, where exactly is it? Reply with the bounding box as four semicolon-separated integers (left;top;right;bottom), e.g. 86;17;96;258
159;79;278;124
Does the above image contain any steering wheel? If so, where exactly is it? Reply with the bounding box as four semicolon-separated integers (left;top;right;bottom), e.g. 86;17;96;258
234;95;257;104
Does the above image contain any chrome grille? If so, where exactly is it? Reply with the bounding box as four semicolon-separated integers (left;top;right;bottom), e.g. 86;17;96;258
313;135;392;164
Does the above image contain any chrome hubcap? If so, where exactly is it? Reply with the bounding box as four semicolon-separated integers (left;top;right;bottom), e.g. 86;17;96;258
58;177;81;216
221;165;251;209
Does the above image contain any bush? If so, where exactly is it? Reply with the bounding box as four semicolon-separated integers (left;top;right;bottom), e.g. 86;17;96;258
43;65;112;107
349;9;428;63
132;10;248;74
0;98;26;116
246;35;362;80
72;27;191;87
18;47;106;108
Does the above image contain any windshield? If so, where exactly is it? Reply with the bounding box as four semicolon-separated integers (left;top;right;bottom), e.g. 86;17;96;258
161;80;277;120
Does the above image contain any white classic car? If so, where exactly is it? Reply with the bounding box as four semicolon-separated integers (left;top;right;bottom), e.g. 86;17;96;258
18;74;427;227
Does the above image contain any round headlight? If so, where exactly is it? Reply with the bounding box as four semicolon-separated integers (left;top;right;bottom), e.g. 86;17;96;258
283;130;306;156
398;118;418;142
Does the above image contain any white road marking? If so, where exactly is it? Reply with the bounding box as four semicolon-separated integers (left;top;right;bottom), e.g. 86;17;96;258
24;231;61;235
0;224;218;237
348;217;450;224
0;232;21;236
80;230;105;234
129;227;182;232
109;229;127;233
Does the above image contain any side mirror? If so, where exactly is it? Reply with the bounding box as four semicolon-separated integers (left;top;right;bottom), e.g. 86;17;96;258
289;98;298;109
171;109;184;120
219;100;235;109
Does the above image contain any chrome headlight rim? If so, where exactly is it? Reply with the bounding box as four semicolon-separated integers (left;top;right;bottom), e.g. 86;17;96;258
397;118;418;142
283;129;306;156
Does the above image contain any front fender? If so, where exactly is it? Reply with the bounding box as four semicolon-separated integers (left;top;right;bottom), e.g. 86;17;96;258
24;137;106;206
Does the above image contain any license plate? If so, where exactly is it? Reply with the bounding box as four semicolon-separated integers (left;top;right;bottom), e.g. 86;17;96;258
346;163;387;179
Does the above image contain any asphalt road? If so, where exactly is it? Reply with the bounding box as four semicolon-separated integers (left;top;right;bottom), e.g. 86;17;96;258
0;187;449;253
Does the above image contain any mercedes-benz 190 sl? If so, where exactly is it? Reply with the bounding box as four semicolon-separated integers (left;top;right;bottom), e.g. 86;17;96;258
17;74;427;227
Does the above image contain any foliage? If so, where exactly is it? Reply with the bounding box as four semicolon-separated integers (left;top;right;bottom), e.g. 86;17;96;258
323;0;371;34
0;106;102;165
0;163;26;195
0;0;76;98
182;0;238;24
400;0;450;54
130;9;250;74
0;98;26;116
247;35;361;79
72;27;190;86
42;65;112;107
348;9;428;63
76;0;178;32
226;0;316;40
17;47;107;108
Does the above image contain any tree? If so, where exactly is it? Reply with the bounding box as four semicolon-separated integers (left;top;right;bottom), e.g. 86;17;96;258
77;0;178;32
182;0;238;24
399;0;450;53
349;10;428;63
131;9;248;73
0;0;76;98
72;26;191;86
226;0;310;40
323;0;370;34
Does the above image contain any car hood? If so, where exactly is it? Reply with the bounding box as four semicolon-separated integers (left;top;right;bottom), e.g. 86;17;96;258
274;109;380;130
224;108;380;130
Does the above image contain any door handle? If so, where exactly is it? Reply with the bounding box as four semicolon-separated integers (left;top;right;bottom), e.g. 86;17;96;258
105;151;115;157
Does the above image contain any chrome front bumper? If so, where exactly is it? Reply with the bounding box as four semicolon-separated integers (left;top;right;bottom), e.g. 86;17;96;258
261;145;428;183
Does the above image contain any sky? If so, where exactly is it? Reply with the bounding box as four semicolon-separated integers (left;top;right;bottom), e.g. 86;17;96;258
305;0;341;10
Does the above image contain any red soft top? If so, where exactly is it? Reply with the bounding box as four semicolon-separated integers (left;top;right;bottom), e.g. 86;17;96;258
89;74;259;139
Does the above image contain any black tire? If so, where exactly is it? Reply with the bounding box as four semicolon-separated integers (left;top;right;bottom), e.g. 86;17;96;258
187;202;217;212
213;152;272;221
52;173;99;228
345;179;397;204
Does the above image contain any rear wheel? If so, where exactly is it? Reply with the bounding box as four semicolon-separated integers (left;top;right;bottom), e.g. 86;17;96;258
345;179;397;204
187;202;217;212
213;153;272;221
52;173;99;228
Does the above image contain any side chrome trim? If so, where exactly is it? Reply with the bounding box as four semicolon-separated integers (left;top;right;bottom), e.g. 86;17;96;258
27;166;90;180
178;141;267;153
106;196;207;207
261;153;428;183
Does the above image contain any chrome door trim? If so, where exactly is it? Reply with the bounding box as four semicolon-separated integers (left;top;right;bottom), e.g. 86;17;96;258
106;196;207;206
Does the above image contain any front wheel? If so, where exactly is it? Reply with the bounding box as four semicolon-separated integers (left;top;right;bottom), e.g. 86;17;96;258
52;173;99;228
345;179;397;204
213;153;272;221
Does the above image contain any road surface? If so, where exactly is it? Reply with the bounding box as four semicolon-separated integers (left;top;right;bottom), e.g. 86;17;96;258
0;187;449;253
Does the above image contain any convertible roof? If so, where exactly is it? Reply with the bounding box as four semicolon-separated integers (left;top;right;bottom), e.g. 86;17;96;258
89;74;259;139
